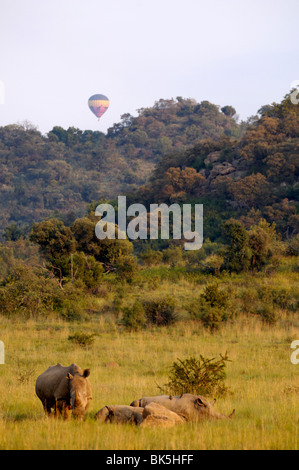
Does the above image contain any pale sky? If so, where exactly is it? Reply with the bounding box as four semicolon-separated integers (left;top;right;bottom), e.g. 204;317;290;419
0;0;298;134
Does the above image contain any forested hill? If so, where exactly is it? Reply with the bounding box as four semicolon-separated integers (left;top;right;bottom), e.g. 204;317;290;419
0;97;240;232
0;94;298;242
132;93;299;240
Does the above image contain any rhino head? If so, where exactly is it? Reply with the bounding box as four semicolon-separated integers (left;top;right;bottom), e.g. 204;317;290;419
67;369;92;420
191;395;235;420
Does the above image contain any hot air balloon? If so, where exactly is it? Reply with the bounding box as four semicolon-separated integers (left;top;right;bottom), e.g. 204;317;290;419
88;94;109;120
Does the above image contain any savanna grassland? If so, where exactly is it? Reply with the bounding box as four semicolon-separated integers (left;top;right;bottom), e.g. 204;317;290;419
0;92;298;450
0;263;298;450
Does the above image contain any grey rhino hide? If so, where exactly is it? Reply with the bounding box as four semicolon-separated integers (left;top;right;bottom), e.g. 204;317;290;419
95;405;144;424
35;363;92;420
130;394;235;421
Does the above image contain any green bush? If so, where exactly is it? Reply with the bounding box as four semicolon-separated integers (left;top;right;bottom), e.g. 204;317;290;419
238;286;259;313
258;285;299;312
200;283;230;308
140;249;163;266
187;284;232;331
67;332;96;348
142;296;177;326
256;303;277;325
0;264;61;318
120;301;147;331
160;353;231;397
115;254;138;283
199;303;229;331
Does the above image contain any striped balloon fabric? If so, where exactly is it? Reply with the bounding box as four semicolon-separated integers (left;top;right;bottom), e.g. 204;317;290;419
88;94;110;120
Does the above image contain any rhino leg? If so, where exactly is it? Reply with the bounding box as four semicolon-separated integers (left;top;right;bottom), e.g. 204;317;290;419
42;401;53;417
55;400;71;420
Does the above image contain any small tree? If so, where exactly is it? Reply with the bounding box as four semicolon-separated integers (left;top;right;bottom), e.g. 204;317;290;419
160;353;231;397
143;296;177;326
248;219;277;270
222;219;251;273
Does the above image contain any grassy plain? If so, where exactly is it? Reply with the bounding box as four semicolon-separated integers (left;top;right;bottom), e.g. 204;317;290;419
0;263;298;450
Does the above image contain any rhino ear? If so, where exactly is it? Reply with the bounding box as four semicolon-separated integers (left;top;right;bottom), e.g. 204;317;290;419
67;373;73;380
83;369;90;378
196;397;207;407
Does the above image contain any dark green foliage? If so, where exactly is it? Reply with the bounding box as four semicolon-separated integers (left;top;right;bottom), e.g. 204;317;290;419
256;303;277;326
29;219;76;275
3;223;23;241
187;284;232;331
114;254;138;283
67;332;96;348
160;353;231;397
120;301;147;331
0;98;239;235
67;252;104;290
257;285;299;313
200;283;230;308
142;296;177;326
222;219;251;273
221;105;236;117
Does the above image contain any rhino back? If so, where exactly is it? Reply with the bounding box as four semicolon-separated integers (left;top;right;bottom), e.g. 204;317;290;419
132;394;211;421
136;396;179;411
36;363;82;402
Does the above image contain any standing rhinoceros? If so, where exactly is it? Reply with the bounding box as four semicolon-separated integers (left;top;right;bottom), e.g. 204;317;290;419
35;363;92;420
130;393;234;422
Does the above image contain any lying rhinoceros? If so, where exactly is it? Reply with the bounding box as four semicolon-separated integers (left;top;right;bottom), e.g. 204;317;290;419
130;393;235;422
35;363;92;420
95;405;144;424
95;403;184;427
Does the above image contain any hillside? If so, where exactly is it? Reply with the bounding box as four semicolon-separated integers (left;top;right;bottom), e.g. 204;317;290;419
133;93;299;240
0;93;298;243
0;98;240;234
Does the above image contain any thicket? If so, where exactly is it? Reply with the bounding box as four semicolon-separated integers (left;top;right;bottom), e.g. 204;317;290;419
0;210;298;328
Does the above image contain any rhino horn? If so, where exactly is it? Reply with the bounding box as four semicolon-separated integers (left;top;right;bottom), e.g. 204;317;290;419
210;398;216;405
228;409;235;419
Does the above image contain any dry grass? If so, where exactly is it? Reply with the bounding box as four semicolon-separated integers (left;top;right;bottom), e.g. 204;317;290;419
0;314;298;450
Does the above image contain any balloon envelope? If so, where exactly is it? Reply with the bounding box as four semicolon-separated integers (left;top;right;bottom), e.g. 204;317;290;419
88;94;109;119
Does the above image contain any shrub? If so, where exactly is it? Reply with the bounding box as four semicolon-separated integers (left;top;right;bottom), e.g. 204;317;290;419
140;249;163;266
258;285;299;312
200;283;230;308
238;286;259;313
115;254;138;283
120;301;147;331
162;246;183;266
54;282;87;321
199;304;228;331
256;303;278;325
142;296;177;326
159;353;231;397
187;284;232;331
67;332;96;348
0;264;61;318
